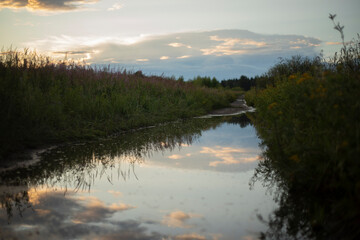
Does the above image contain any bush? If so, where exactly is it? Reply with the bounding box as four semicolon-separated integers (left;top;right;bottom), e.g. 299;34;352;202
249;15;360;239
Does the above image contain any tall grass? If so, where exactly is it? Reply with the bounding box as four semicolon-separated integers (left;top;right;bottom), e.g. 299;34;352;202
247;15;360;239
0;50;236;161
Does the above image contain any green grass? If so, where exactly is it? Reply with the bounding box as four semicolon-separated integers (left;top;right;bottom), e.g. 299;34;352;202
0;50;236;161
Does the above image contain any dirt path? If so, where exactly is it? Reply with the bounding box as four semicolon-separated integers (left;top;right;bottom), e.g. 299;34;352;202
206;95;254;117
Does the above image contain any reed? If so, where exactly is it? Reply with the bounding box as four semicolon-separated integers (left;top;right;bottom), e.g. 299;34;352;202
0;49;236;161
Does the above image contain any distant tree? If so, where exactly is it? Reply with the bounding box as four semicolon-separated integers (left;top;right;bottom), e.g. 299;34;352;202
221;75;255;91
189;76;220;88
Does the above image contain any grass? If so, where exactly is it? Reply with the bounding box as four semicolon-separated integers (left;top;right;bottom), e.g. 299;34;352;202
0;49;236;161
246;15;360;239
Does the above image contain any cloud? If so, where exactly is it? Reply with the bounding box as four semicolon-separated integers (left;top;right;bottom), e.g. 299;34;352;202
168;154;185;160
136;58;149;62
169;42;192;48
73;196;135;223
107;3;124;11
53;50;94;55
162;210;201;228
175;233;207;240
24;29;322;78
326;41;342;45
177;55;192;59
0;0;99;12
0;188;155;240
200;146;259;167
201;35;267;56
108;190;122;197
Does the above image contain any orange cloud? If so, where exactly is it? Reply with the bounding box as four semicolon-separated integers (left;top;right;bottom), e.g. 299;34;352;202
0;0;99;12
73;196;135;223
326;41;342;45
162;210;201;228
169;42;186;48
175;233;206;240
136;58;149;62
200;146;258;167
177;55;191;59
201;35;266;56
168;154;185;160
28;187;48;205
107;190;122;197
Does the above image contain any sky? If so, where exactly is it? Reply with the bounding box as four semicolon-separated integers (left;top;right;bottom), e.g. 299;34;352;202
0;0;359;79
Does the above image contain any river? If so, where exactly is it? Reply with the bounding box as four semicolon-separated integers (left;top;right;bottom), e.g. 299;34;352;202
0;114;277;240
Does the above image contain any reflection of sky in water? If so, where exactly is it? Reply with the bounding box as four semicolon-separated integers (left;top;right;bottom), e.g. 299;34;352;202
0;122;276;240
146;123;261;172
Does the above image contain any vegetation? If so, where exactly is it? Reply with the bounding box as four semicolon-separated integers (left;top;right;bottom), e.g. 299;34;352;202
0;50;236;161
247;15;360;239
189;75;221;88
221;75;256;91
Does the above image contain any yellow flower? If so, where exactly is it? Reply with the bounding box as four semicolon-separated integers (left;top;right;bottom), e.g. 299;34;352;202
277;111;283;115
333;104;339;109
297;78;305;84
268;102;277;110
290;154;300;163
341;141;349;148
302;72;311;79
288;75;296;80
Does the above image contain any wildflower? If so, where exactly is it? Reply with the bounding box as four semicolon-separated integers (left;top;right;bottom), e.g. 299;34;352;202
290;154;300;163
268;102;277;110
288;75;296;80
315;85;327;97
297;78;305;84
302;72;311;79
341;141;348;148
277;111;283;115
333;104;339;109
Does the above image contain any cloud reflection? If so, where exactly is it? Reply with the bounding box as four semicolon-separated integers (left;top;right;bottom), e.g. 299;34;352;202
0;187;157;240
162;210;201;229
200;146;259;167
73;196;135;223
175;233;206;240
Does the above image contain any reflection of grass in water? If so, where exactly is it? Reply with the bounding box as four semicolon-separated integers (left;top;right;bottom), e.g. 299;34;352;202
247;16;360;239
1;115;253;220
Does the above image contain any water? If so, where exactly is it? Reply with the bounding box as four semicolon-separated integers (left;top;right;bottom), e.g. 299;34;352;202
0;115;276;240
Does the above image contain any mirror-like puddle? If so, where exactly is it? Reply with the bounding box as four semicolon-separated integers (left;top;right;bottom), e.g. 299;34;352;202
0;115;276;240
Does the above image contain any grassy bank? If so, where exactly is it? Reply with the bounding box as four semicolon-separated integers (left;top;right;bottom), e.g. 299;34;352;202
0;50;236;161
246;18;360;239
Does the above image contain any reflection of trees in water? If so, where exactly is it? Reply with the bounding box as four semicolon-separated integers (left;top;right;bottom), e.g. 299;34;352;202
251;129;360;240
226;113;252;128
0;115;250;221
0;186;31;223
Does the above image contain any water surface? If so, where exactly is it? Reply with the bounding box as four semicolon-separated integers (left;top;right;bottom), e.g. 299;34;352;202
0;115;276;240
